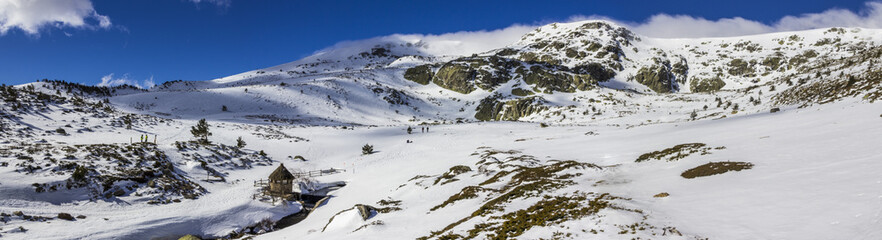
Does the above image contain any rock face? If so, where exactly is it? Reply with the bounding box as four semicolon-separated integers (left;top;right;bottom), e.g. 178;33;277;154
403;64;433;85
475;94;548;121
634;65;676;93
433;62;477;94
690;77;726;93
431;56;516;94
517;65;605;93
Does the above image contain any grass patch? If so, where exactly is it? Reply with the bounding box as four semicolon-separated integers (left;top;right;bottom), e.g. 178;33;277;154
425;158;600;238
376;198;403;213
434;165;472;185
681;161;754;179
635;143;724;162
431;186;496;211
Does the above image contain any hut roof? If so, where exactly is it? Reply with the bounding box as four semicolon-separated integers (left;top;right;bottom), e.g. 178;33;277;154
269;164;295;180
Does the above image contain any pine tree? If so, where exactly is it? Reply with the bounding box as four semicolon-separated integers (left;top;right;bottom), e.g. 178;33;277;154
407;126;413;134
191;119;212;144
236;136;246;148
362;144;374;155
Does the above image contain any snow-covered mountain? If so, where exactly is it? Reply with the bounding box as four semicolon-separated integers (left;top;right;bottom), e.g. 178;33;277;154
1;20;881;239
105;20;882;126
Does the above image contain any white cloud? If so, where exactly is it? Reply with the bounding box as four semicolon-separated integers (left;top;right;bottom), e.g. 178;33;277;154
188;0;231;8
0;0;111;36
627;15;774;38
385;24;536;56
571;1;882;38
310;24;536;59
314;1;882;58
98;74;155;89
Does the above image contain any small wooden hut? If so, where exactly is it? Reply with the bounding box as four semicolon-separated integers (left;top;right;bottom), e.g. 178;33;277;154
268;164;295;197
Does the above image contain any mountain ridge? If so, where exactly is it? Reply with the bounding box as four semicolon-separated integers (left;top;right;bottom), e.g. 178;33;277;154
11;20;882;127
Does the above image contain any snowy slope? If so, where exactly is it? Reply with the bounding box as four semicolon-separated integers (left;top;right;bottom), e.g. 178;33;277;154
100;20;882;128
1;20;882;240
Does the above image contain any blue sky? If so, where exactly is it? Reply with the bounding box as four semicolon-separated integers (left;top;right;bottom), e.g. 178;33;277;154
0;0;878;87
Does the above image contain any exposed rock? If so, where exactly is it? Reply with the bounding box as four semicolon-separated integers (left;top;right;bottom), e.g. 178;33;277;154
511;88;534;96
431;56;516;94
178;234;202;240
671;57;689;84
355;204;377;220
433;62;476;94
634;65;676;93
57;213;75;221
727;58;754;77
475;95;548;121
403;64;433;85
690;76;726;93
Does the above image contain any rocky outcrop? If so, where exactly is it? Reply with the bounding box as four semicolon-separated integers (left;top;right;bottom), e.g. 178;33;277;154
403;64;433;85
634;65;676;93
431;56;517;94
432;62;477;94
475;94;548;121
689;76;726;93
